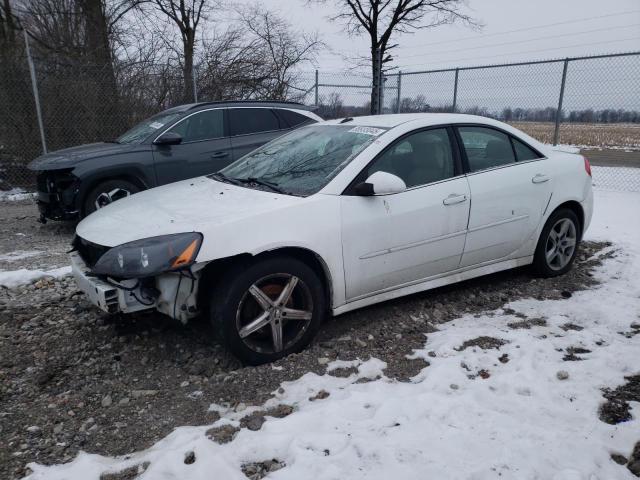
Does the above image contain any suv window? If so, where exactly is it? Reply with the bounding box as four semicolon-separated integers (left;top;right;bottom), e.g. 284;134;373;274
512;137;542;161
276;109;313;128
168;109;224;142
458;126;515;172
364;128;455;188
229;108;280;136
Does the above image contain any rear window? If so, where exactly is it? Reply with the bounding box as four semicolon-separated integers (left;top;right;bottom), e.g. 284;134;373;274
276;109;314;128
512;138;543;161
229;108;280;136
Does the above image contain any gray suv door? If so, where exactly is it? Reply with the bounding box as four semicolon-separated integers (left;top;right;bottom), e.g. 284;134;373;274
228;108;284;160
152;108;232;184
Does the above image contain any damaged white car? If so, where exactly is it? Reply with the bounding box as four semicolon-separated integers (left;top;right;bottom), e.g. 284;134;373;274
71;113;593;364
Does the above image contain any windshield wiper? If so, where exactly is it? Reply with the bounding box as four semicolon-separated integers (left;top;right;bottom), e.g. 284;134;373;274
237;177;288;194
104;139;120;144
208;172;243;186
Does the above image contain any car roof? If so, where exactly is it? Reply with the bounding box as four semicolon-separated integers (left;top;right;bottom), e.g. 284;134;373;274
322;113;508;128
184;100;316;112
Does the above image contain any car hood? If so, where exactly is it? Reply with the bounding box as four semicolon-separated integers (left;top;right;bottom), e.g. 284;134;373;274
76;177;305;247
28;142;145;170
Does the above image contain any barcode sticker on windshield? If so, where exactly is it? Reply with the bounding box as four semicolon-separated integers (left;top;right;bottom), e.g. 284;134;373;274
149;122;163;129
348;126;385;136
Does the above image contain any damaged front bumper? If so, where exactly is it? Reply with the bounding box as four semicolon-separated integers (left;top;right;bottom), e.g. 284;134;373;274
35;170;81;222
70;251;202;323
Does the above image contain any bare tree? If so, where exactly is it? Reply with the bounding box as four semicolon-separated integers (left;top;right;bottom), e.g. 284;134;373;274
153;0;211;102
320;0;477;114
238;5;321;100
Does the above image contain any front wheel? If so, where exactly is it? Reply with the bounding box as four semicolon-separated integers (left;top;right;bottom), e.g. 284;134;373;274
210;255;326;365
532;208;581;277
83;179;141;217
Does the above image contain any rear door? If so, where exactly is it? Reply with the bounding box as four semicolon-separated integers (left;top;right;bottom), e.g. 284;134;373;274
456;125;553;267
152;108;232;184
228;108;284;160
341;127;470;300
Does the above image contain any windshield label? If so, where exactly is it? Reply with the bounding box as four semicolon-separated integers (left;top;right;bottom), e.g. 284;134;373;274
348;126;385;136
149;122;164;129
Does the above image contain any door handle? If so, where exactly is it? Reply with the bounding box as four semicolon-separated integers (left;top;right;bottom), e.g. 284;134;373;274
532;174;550;184
211;151;229;159
443;194;468;206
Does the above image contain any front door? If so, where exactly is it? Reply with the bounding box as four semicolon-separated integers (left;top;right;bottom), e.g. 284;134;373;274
456;126;554;267
341;127;471;301
152;108;232;184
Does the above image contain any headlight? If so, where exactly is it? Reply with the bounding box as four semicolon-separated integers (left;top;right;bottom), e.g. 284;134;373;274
92;232;203;279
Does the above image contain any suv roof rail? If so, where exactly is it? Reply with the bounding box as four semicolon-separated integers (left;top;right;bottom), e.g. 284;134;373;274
187;100;311;110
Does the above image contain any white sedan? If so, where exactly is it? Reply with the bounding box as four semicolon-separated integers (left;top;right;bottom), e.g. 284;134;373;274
71;113;594;364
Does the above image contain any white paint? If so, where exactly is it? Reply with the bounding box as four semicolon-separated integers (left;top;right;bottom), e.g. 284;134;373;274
27;189;640;480
75;113;592;319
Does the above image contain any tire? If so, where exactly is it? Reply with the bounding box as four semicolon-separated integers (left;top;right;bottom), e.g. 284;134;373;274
532;208;581;277
83;179;141;217
210;255;326;365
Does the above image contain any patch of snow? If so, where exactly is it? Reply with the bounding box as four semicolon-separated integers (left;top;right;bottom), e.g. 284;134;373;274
25;189;640;480
0;189;35;201
0;266;71;288
0;250;44;262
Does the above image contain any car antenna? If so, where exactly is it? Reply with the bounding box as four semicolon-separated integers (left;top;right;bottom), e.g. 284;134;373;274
339;117;353;123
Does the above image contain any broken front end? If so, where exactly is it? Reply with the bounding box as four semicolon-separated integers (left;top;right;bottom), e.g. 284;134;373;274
70;233;204;323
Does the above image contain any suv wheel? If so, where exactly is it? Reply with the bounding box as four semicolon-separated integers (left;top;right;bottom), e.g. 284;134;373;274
210;255;326;365
83;179;140;217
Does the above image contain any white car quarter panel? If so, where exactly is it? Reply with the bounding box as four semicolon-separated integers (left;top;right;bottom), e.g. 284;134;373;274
340;177;470;300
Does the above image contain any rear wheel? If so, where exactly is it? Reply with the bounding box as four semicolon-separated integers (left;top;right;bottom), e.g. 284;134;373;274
532;208;581;277
210;255;326;365
83;179;141;217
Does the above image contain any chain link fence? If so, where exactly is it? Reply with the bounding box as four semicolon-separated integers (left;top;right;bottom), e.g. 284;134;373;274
1;49;638;192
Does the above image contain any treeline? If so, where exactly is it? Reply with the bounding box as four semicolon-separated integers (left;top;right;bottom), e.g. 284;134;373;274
317;93;640;123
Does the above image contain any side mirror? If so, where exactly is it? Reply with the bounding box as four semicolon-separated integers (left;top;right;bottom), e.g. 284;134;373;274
354;171;406;196
153;132;182;146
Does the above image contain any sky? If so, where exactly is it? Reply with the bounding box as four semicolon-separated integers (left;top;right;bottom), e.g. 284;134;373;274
248;0;640;74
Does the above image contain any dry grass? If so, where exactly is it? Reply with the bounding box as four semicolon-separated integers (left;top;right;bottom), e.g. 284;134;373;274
509;122;640;149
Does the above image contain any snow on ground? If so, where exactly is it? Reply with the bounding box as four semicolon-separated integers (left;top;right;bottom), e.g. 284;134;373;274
0;266;71;289
0;189;35;201
25;189;640;480
0;250;44;262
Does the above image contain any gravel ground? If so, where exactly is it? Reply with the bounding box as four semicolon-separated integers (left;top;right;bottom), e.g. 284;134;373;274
0;200;614;479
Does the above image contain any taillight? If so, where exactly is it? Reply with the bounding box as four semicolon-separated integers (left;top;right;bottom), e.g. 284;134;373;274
583;156;592;177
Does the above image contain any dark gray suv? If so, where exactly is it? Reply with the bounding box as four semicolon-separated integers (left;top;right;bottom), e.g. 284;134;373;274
29;101;321;221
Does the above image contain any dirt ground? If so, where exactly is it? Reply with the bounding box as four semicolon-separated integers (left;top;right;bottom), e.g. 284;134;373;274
0;200;617;479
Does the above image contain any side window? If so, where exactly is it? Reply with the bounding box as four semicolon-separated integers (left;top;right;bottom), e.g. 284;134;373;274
229;108;280;136
276;109;314;129
365;128;455;188
168;109;224;143
512;137;542;161
458;126;515;172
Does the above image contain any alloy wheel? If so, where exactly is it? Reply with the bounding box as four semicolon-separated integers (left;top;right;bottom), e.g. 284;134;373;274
545;218;577;271
235;273;314;354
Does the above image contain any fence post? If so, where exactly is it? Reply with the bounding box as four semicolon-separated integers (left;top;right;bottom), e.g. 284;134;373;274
23;29;47;154
192;65;198;103
452;68;459;113
314;70;319;105
396;71;402;113
553;58;569;145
